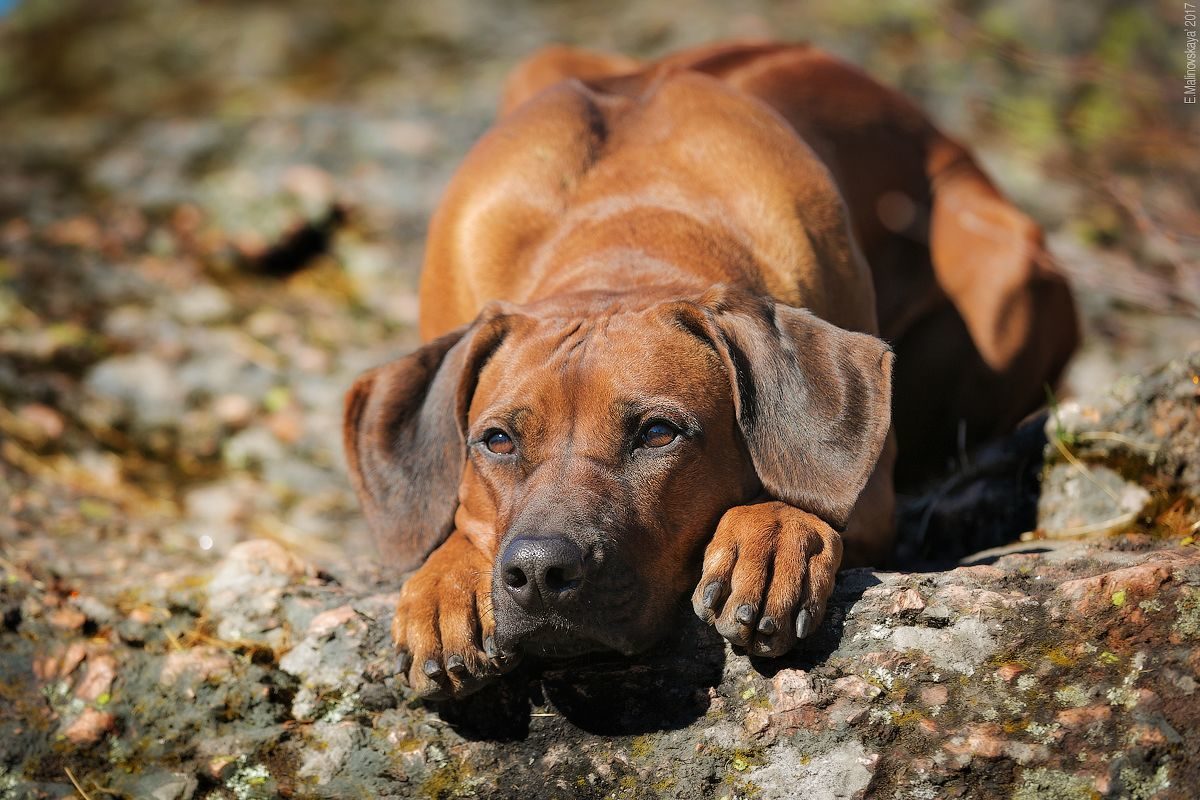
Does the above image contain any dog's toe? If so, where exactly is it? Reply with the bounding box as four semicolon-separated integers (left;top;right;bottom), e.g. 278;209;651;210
693;501;842;657
391;540;509;700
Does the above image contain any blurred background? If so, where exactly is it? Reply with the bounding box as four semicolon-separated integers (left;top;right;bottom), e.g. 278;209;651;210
1;0;1197;583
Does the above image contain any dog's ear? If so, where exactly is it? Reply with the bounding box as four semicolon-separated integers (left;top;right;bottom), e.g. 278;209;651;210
343;311;511;571
678;290;894;530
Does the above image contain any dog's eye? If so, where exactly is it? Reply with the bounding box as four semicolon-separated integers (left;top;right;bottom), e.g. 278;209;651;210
639;421;679;449
484;430;515;455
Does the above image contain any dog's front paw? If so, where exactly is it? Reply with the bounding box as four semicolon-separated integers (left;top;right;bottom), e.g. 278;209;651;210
392;534;517;700
692;501;843;657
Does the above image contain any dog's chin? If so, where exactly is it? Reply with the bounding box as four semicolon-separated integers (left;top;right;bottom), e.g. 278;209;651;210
494;615;661;659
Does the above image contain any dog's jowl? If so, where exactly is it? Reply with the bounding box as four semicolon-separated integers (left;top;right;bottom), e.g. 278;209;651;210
343;41;1078;699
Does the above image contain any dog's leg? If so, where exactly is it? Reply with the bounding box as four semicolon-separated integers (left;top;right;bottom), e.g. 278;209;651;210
888;161;1080;485
392;529;513;699
691;501;843;657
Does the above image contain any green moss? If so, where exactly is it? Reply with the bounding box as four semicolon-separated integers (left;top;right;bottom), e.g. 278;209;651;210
78;498;114;522
1069;88;1129;150
1071;204;1123;248
1012;767;1097;800
884;677;911;704
977;5;1020;40
890;708;925;727
1174;588;1200;639
1096;7;1154;68
1053;685;1089;708
1118;763;1171;800
262;386;291;413
225;758;274;800
629;735;653;760
713;745;766;782
421;759;473;800
1044;648;1076;669
995;92;1061;155
394;737;423;753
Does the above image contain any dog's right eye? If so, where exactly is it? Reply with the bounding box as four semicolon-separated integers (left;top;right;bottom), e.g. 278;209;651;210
483;430;515;455
638;420;680;449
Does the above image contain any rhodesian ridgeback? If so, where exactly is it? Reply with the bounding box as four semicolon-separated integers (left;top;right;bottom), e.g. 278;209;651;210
344;42;1079;698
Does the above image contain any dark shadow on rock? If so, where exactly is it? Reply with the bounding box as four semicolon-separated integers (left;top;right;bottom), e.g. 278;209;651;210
961;546;1054;566
433;668;535;742
535;612;725;736
432;614;726;739
748;570;882;679
893;413;1050;571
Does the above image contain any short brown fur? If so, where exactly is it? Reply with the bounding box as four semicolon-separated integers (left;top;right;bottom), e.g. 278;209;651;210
344;41;1078;698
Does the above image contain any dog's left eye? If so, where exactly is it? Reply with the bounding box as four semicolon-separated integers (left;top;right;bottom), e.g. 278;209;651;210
483;430;515;455
638;421;679;449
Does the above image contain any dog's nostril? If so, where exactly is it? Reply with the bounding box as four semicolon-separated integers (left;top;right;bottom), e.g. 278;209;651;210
544;561;583;592
545;566;568;591
503;566;528;589
499;535;585;609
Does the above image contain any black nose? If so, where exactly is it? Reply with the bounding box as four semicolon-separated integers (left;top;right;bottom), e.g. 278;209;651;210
500;536;585;612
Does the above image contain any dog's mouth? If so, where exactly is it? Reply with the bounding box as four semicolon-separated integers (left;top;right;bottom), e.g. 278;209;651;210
492;602;659;659
489;541;664;658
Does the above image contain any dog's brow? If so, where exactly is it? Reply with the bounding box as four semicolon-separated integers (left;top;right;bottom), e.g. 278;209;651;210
471;406;533;437
612;398;702;433
669;306;721;356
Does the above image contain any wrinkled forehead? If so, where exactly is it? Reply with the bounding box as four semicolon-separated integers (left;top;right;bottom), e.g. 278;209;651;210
469;310;729;426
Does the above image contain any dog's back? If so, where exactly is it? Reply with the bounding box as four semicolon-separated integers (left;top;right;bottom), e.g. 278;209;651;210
485;41;1079;485
418;45;880;343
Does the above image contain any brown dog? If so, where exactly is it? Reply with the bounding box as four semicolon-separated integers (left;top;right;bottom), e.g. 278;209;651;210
344;41;1078;699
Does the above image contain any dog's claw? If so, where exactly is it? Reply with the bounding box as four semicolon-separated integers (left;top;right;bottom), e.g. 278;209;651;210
702;581;723;610
395;651;412;676
390;531;502;699
796;609;814;639
735;603;755;625
483;636;498;660
757;616;777;635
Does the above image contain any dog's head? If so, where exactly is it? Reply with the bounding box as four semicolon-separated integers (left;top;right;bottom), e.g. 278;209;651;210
344;287;892;657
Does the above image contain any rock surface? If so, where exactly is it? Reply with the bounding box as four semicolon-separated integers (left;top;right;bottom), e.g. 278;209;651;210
2;354;1197;799
4;535;1200;798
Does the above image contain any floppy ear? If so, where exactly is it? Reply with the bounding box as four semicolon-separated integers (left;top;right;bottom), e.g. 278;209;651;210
679;290;894;530
343;314;510;571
